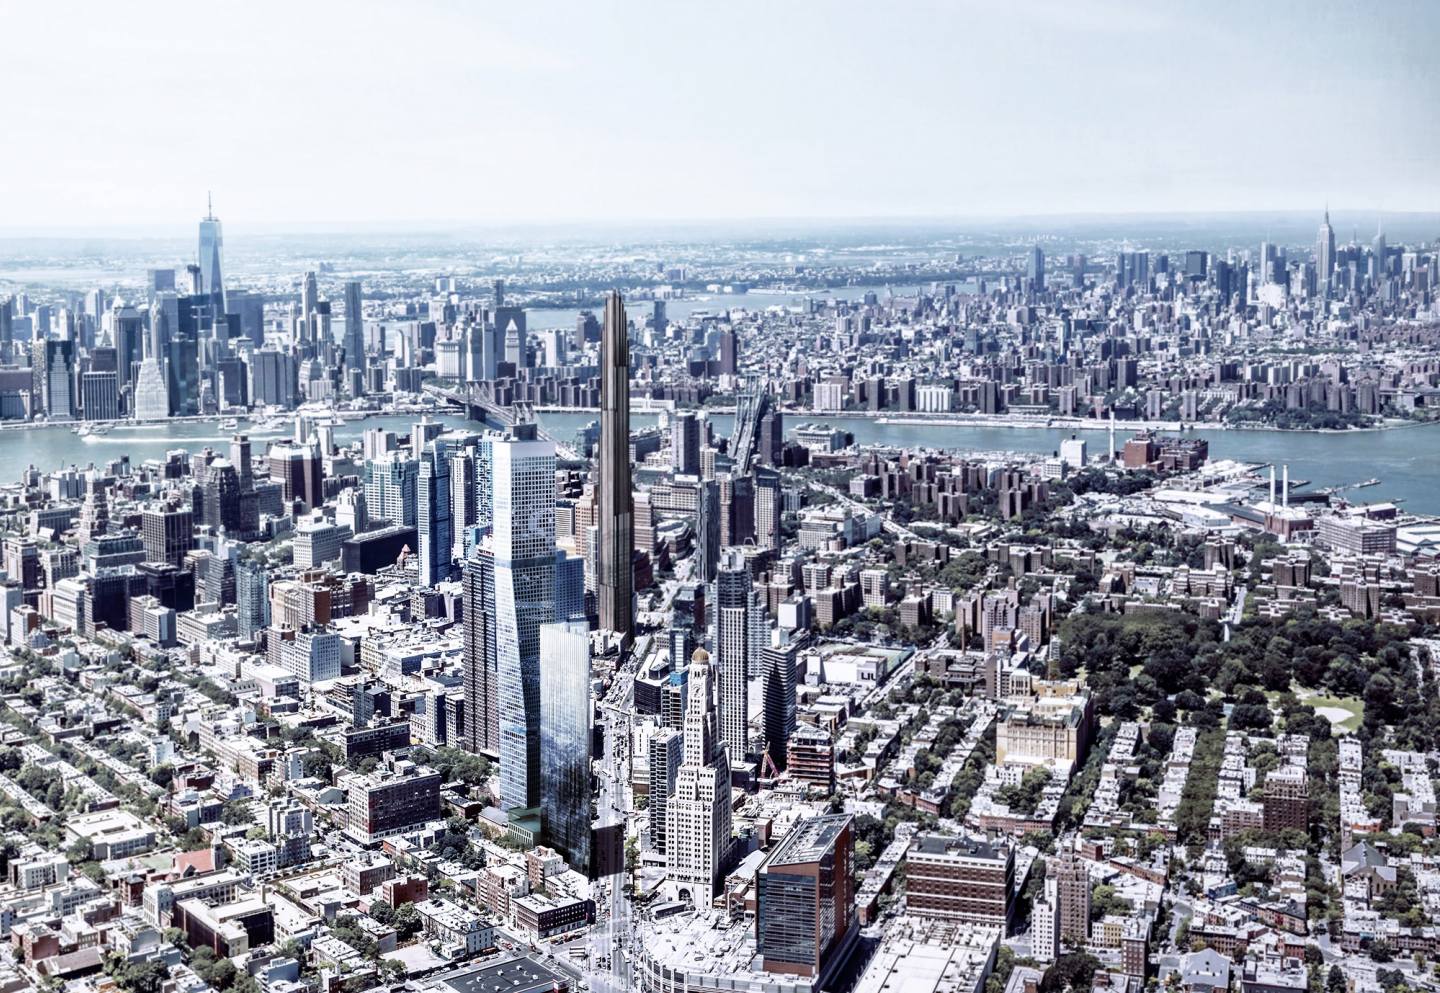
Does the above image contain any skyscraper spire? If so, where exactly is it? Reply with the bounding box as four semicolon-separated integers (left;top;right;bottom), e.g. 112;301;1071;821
597;290;634;640
1317;206;1336;298
1371;218;1387;284
198;197;225;315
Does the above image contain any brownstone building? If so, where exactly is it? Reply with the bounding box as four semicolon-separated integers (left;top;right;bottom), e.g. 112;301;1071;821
1262;767;1309;833
906;834;1013;926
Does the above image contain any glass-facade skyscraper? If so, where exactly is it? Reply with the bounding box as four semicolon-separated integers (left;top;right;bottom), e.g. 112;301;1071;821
474;434;494;533
198;198;225;318
756;814;855;980
236;557;269;642
489;423;556;813
539;620;591;872
556;550;585;624
696;478;719;583
450;452;476;561
343;280;365;386
417;441;452;587
763;635;801;773
1027;243;1045;291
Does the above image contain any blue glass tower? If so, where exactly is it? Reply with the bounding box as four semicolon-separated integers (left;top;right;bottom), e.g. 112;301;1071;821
236;557;269;642
490;424;557;812
539;620;592;872
556;550;585;624
198;195;225;318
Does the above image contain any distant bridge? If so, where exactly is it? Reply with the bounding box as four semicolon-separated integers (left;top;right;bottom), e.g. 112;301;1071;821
729;380;771;477
424;381;580;461
423;381;532;427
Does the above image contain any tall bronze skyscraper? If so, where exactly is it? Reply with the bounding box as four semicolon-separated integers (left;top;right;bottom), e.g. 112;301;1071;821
597;291;634;638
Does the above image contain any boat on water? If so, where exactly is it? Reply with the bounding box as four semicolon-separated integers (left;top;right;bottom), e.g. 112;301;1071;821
220;418;239;430
1317;477;1383;496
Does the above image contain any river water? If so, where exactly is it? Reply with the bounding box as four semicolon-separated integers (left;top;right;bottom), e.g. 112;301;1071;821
8;412;1438;516
533;412;1440;516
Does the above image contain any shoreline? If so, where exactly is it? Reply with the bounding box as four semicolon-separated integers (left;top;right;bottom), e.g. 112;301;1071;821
527;405;1436;437
0;407;405;434
836;413;1435;435
2;404;1433;439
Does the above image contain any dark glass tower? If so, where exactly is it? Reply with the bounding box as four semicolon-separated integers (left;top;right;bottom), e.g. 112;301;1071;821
198;195;225;318
696;478;719;583
597;291;633;638
417;441;453;588
461;550;497;756
343;280;366;389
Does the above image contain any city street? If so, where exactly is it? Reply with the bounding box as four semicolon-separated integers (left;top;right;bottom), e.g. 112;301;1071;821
589;647;638;992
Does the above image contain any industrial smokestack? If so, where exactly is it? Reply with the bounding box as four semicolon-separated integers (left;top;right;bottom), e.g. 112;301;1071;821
1269;466;1276;508
1282;465;1289;510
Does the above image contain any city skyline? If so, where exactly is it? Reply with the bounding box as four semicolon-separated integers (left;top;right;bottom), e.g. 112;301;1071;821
0;204;1437;992
1;5;1440;992
2;1;1438;230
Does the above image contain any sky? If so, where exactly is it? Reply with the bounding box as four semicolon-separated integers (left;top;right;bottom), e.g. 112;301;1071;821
2;0;1438;232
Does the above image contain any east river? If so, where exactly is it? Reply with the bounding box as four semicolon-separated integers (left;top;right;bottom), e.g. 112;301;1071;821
6;411;1438;516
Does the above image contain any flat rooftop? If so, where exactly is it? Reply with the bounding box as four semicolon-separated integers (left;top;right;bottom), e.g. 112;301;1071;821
441;956;564;993
767;813;851;868
911;833;1007;862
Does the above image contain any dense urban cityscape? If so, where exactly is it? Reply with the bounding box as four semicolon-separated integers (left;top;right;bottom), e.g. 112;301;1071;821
3;2;1440;993
0;199;1437;993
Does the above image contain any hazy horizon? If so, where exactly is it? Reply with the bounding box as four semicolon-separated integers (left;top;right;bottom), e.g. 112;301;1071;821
2;208;1439;241
2;209;1438;265
3;0;1438;230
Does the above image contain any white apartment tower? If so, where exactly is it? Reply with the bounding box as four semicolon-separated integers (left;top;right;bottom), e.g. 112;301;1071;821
714;548;769;767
